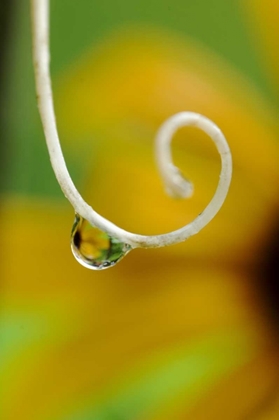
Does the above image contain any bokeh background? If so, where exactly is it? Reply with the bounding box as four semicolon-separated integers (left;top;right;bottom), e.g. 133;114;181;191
1;0;279;419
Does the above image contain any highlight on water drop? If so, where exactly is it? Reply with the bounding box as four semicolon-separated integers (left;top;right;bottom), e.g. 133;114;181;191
70;214;132;270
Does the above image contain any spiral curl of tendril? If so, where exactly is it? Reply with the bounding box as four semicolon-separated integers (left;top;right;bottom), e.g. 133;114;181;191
31;0;233;250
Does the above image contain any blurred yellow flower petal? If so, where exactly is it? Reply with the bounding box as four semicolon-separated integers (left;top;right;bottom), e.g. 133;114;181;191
1;198;275;419
3;17;279;420
56;29;279;266
244;0;279;92
154;351;279;420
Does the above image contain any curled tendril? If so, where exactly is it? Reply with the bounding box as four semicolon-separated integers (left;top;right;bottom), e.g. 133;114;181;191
31;0;232;250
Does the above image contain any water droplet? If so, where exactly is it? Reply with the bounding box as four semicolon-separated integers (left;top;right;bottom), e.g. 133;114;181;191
71;214;131;270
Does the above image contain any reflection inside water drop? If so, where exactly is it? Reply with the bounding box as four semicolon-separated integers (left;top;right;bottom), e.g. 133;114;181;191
71;214;132;270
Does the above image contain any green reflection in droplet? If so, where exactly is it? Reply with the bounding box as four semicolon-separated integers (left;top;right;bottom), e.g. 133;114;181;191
71;214;131;270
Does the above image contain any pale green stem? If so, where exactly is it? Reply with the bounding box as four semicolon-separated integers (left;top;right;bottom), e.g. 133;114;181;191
31;0;232;249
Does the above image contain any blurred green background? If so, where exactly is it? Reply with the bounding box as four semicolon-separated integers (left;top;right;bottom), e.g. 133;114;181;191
2;0;274;197
2;1;279;420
